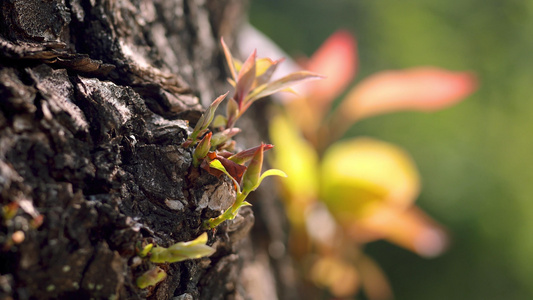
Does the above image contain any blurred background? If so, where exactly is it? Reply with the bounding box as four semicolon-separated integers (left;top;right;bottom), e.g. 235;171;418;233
250;0;533;299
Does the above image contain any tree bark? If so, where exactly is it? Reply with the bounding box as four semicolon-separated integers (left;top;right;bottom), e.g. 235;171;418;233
0;0;285;299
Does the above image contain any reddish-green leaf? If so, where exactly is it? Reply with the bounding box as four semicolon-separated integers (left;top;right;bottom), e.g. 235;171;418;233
221;38;237;80
225;97;239;127
235;49;257;105
335;67;477;123
208;159;242;193
229;144;274;165
218;157;247;184
211;128;241;148
255;58;284;87
305;30;358;109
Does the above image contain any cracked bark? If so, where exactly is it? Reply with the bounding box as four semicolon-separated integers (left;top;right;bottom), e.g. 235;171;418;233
0;0;301;299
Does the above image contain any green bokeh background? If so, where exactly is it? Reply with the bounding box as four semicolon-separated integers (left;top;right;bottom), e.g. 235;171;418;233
250;1;533;299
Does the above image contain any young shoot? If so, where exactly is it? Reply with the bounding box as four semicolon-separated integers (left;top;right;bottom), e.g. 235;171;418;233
204;144;287;229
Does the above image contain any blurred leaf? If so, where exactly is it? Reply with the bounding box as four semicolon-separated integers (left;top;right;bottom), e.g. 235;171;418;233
235;49;257;104
255;57;283;86
225;97;239;125
304;30;358;110
335;67;477;123
269;113;320;203
348;206;448;258
358;255;393;300
2;203;18;220
310;256;361;297
221;37;237;80
212;114;228;128
320;137;420;224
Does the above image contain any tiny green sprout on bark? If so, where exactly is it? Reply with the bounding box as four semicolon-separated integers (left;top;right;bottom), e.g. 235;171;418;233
240;144;287;194
204;144;287;229
183;92;228;148
136;266;167;289
135;234;214;289
138;243;154;258
149;233;215;263
193;132;212;167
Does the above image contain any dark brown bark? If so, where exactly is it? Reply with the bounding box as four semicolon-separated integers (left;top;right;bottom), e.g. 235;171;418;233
0;0;279;299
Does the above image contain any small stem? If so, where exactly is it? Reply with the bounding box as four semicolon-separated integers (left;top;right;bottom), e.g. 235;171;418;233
192;156;200;168
204;191;249;229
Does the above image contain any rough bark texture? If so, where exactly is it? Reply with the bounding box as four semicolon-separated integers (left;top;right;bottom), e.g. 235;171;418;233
0;0;289;299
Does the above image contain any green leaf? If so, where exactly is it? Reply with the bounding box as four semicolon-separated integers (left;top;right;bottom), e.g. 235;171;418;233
193;132;212;167
209;159;227;173
189;92;228;142
254;169;287;191
212;114;228;128
241;143;264;193
260;169;288;181
184;232;209;246
138;243;153;258
149;233;215;263
136;267;167;289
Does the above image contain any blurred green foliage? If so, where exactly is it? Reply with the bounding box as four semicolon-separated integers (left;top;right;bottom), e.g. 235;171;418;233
251;0;533;299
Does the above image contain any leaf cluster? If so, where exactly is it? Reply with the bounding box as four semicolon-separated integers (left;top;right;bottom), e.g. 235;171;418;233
181;39;319;229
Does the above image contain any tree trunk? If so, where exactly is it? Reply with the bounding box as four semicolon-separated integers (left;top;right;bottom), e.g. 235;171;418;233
0;0;297;299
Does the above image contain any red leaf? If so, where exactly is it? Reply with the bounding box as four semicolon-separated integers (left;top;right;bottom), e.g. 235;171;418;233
235;49;257;105
305;30;358;109
217;156;247;184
